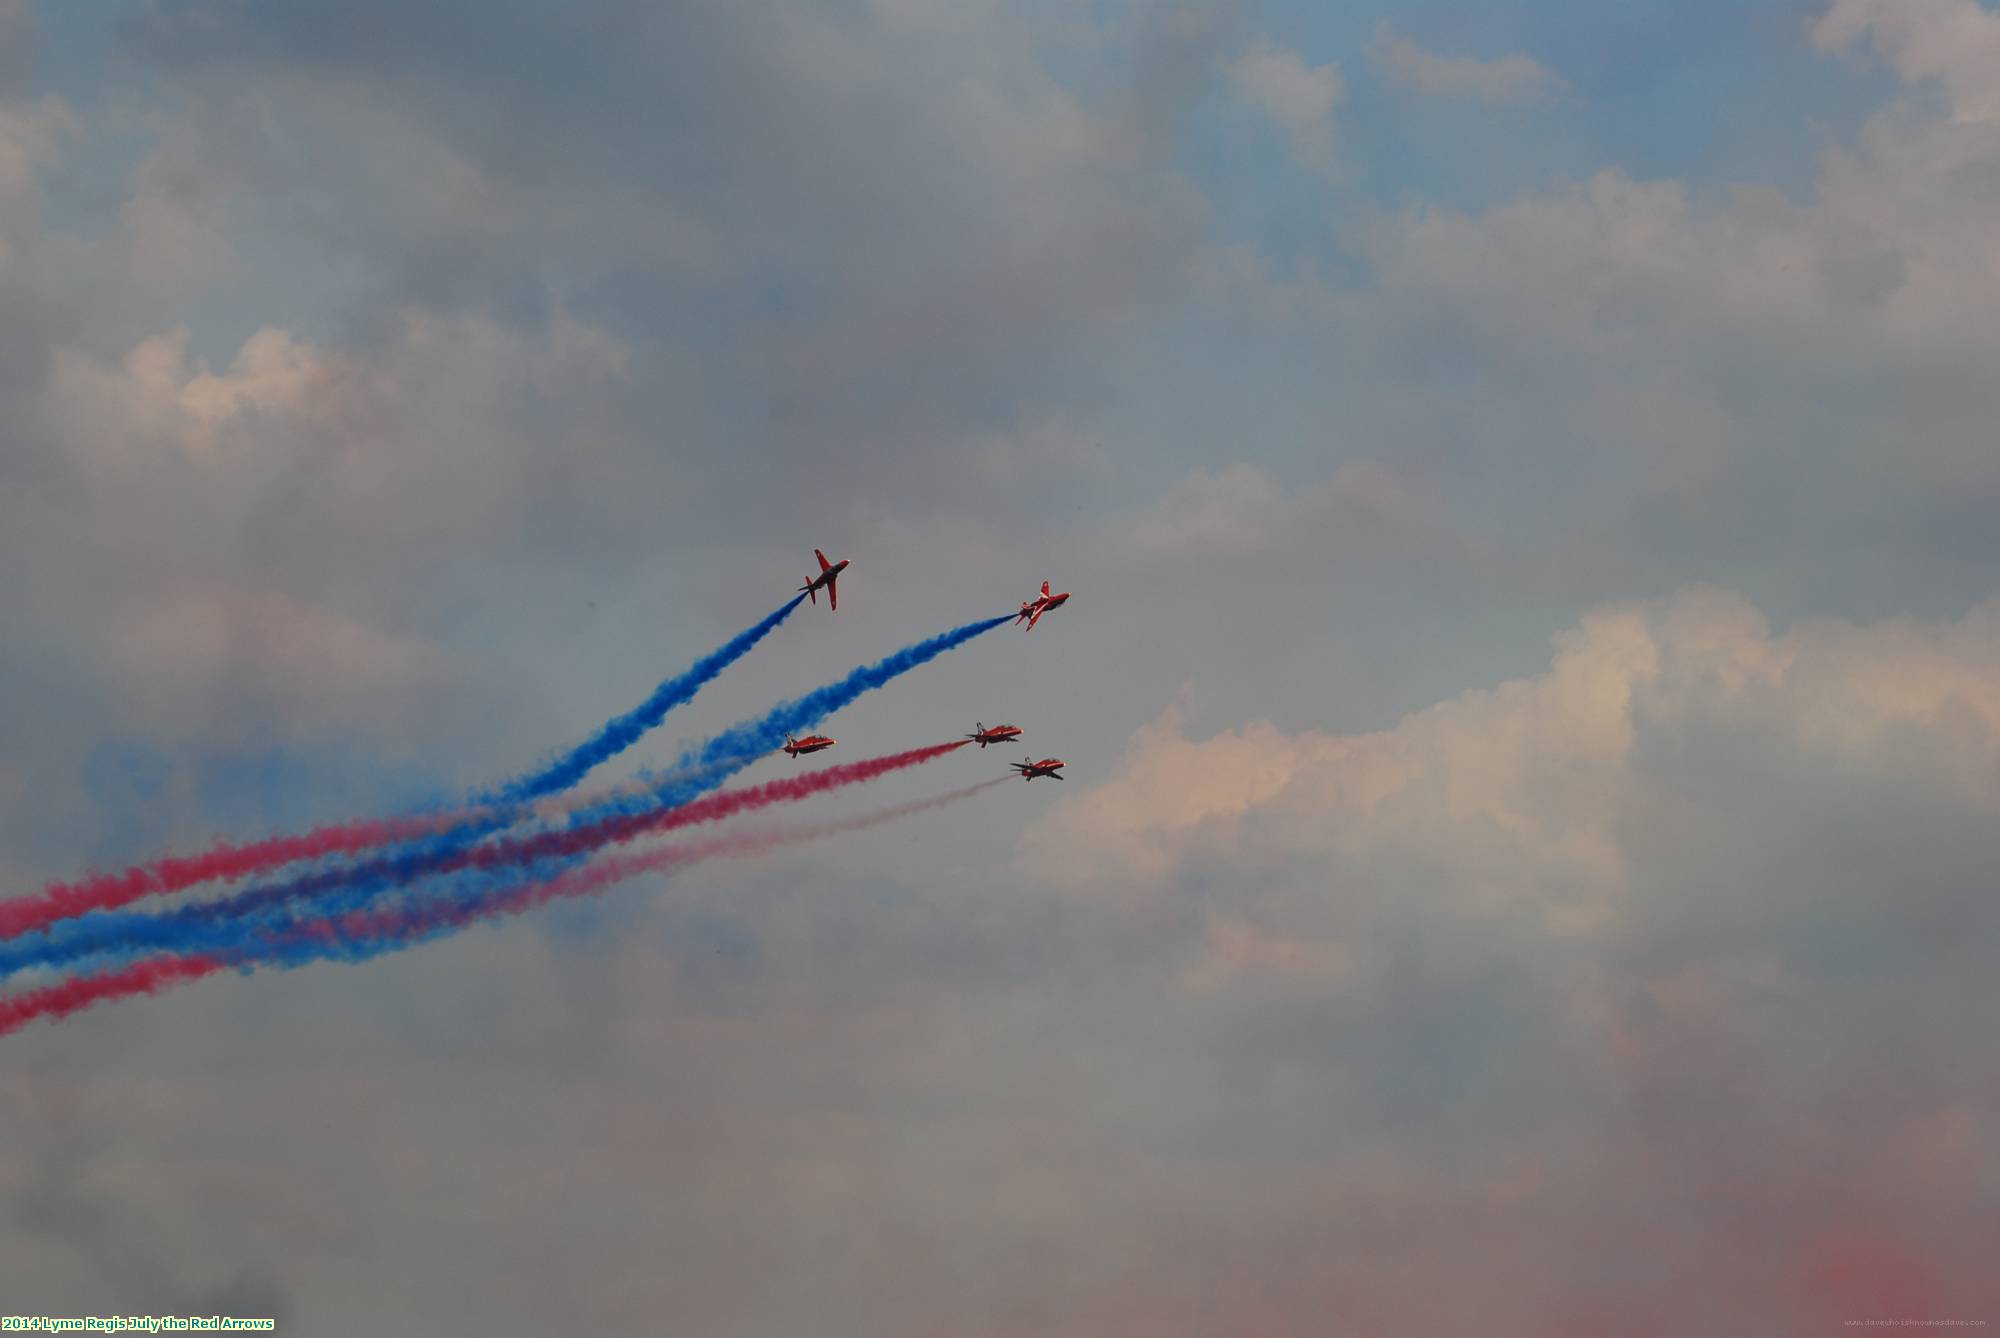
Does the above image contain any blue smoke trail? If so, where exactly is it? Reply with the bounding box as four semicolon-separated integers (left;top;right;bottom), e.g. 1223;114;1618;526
0;596;802;947
564;613;1014;825
0;754;743;980
484;594;805;803
0;851;585;980
0;613;1013;980
0;600;809;969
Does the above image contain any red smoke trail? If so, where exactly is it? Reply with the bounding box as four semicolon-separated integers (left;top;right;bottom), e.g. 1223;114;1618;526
0;776;1008;1039
326;775;1012;946
666;774;1011;864
0;814;460;941
216;741;976;923
0;953;228;1038
0;756;751;943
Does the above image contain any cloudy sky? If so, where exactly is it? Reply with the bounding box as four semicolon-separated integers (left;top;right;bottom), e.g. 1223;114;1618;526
3;0;1998;1331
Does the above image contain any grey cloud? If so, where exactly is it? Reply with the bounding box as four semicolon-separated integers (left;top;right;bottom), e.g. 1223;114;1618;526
0;0;34;98
1187;125;2000;624
0;0;1263;885
1010;587;2000;1327
1175;44;2000;630
113;0;1230;523
7;4;2000;1334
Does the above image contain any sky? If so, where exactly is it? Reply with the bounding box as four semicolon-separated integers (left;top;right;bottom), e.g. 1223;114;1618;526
1;0;1997;1331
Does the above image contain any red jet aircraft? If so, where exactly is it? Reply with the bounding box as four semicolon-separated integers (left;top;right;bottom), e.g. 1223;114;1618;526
1014;580;1071;630
783;734;837;757
965;722;1023;748
799;549;849;610
1010;757;1065;781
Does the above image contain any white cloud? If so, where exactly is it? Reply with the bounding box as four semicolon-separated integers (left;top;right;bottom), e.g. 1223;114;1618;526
6;306;649;773
1147;1;2000;633
1220;7;2000;371
1813;0;2000;123
1343;6;2000;360
0;7;1986;1329
46;324;378;467
1225;37;1342;170
1021;587;2000;937
1320;118;2000;512
1370;23;1558;104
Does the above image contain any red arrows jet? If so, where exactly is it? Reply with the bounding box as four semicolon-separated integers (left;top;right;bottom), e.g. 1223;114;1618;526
799;549;849;610
965;722;1023;748
1014;580;1070;630
1010;757;1065;781
783;734;837;757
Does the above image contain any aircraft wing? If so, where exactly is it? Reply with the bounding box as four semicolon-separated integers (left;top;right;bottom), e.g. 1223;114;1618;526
1026;602;1043;630
827;575;838;611
816;549;832;573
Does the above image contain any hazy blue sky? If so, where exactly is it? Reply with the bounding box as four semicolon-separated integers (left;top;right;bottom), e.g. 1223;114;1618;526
2;1;1996;1332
